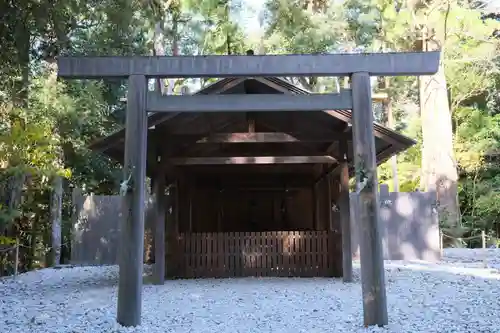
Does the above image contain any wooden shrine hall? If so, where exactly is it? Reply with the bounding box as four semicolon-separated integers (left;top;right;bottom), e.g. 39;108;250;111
90;75;416;280
58;51;440;327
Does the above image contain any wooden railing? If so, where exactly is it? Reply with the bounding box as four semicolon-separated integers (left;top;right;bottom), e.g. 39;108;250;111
177;231;334;278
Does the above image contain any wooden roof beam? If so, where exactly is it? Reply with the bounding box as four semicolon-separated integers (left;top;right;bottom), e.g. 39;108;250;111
178;147;329;158
325;124;352;154
168;155;337;165
196;132;348;143
58;51;440;79
193;174;315;188
146;91;352;113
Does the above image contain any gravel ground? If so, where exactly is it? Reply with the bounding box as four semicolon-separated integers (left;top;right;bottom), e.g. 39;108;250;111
1;248;499;333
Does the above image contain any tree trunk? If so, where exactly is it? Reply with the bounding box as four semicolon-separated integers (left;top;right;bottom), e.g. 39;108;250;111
420;34;460;229
28;213;38;270
12;12;30;109
384;90;399;191
153;6;179;95
50;176;63;266
153;21;167;94
386;101;399;192
167;12;180;95
44;54;64;265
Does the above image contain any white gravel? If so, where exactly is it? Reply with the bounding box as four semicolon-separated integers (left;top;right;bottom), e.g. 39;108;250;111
1;248;499;333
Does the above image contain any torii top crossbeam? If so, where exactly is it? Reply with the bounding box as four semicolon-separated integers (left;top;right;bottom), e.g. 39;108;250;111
57;51;440;79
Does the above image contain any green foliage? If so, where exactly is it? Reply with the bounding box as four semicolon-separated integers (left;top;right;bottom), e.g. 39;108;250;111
0;235;16;245
184;0;249;55
453;104;500;241
263;0;340;53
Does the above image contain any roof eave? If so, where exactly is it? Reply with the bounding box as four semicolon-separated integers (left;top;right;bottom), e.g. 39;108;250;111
88;76;416;156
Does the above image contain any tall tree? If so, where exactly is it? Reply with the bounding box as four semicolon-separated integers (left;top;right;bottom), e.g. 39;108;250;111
262;0;343;91
411;2;499;236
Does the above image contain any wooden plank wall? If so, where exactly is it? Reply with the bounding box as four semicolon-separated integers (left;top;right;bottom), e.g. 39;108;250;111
176;231;333;278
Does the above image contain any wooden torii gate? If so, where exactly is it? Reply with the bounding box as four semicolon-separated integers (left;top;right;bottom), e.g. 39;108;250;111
57;51;440;328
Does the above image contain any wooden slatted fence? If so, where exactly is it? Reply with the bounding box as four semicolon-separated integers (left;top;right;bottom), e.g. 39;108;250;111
177;231;333;278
